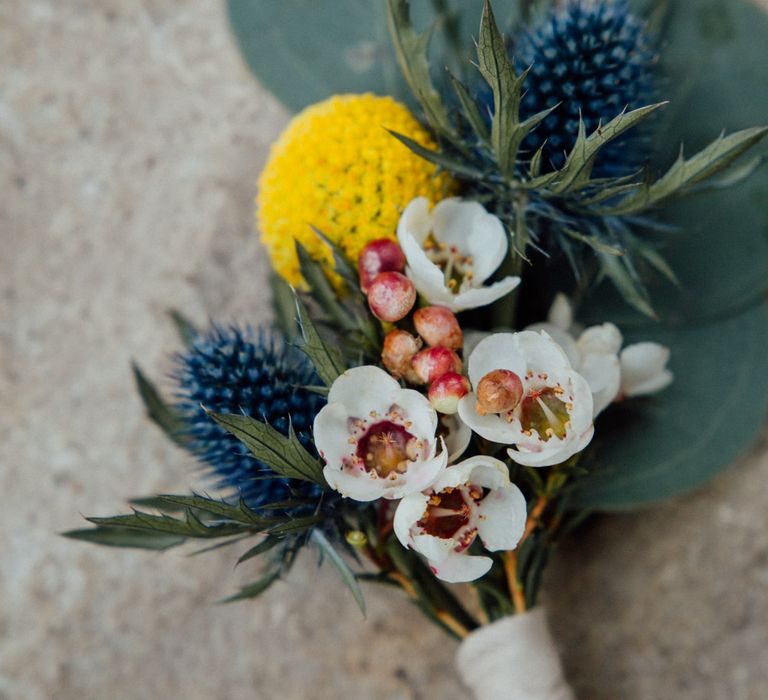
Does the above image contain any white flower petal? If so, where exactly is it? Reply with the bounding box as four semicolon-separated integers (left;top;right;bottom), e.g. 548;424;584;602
477;484;527;551
431;198;485;248
313;402;352;471
327;366;400;416
577;323;623;357
464;210;508;284
432;551;493;583
620;342;673;396
525;322;580;368
393;492;430;548
467;333;528;387
458;394;521;444
412;533;455;564
450;276;521;312
391;388;438;438
442;414;472;463
397;196;432;245
323;466;387;502
515;330;573;375
579;352;621;417
547;293;573;331
399;441;448;495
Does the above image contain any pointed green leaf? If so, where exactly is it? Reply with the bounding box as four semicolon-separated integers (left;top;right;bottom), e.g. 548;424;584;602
167;309;198;347
62;526;186;551
131;364;188;448
236;537;282;565
219;570;280;603
386;0;455;139
602;126;768;214
270;271;299;340
550;103;667;194
86;510;248;538
449;72;490;144
598;252;655;318
476;0;527;176
207;411;326;485
151;494;277;526
387;130;487;180
312;529;366;615
294;293;346;386
268;514;324;535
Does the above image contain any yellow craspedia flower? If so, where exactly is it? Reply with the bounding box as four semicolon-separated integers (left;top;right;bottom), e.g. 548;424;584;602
257;93;457;285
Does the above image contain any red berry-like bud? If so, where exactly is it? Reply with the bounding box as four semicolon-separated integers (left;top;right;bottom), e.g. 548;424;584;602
358;239;406;293
411;346;463;385
475;369;524;416
367;272;417;322
413;306;463;350
382;329;423;384
428;372;471;414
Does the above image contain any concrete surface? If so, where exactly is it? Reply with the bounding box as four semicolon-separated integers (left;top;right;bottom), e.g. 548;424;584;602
3;1;768;699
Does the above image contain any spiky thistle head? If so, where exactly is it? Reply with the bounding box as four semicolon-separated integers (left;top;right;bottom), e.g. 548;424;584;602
173;325;326;507
516;0;657;174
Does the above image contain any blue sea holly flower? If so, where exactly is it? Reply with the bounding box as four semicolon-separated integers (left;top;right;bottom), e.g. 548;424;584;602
515;0;657;174
173;324;326;506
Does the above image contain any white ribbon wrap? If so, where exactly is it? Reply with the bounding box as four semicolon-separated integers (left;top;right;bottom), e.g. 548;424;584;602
456;608;574;700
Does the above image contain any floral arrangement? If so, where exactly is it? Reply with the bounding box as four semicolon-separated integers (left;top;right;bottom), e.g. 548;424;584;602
67;1;768;697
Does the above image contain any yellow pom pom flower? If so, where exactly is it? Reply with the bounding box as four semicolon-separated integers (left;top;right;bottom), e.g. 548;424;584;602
257;93;457;285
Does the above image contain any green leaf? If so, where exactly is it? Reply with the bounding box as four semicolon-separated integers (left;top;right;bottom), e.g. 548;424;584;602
207;411;326;485
268;514;325;535
151;494;276;526
294;293;346;386
62;526;186;551
310;226;363;297
86;510;248;539
131;364;188;448
602;126;768;215
448;72;490;144
270;271;299;340
550;103;667;195
385;0;455;139
387;130;487;180
295;242;356;332
476;0;527;177
598;251;655;318
312;530;366;615
236;537;281;565
167;309;198;347
219;570;280;603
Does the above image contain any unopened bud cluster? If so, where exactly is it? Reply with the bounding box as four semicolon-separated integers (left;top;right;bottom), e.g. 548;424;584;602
357;240;471;415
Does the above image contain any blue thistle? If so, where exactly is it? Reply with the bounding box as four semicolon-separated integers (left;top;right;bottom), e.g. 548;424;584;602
173;325;326;508
516;0;657;174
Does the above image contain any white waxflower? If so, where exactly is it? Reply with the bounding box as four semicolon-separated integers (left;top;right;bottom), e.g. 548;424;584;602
458;331;594;467
314;366;446;501
619;342;673;397
529;294;672;412
396;197;520;312
394;456;527;583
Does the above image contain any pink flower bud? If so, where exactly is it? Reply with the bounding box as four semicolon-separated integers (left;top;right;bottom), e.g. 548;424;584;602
367;272;417;322
411;346;462;385
413;306;463;350
358;239;406;293
428;372;471;414
382;329;423;384
475;369;524;416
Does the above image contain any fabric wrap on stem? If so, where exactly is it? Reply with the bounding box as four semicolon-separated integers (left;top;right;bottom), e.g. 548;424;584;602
456;608;574;700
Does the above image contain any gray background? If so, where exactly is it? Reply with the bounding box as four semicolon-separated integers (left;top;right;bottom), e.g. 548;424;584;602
3;1;768;698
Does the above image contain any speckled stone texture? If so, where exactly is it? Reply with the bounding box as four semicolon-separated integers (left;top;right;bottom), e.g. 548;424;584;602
3;1;768;699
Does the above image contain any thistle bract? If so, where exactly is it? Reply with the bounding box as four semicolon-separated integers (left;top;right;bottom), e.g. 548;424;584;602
516;0;656;173
174;325;326;505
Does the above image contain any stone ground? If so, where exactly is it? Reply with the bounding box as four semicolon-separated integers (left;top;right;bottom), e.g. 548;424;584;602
3;1;768;698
